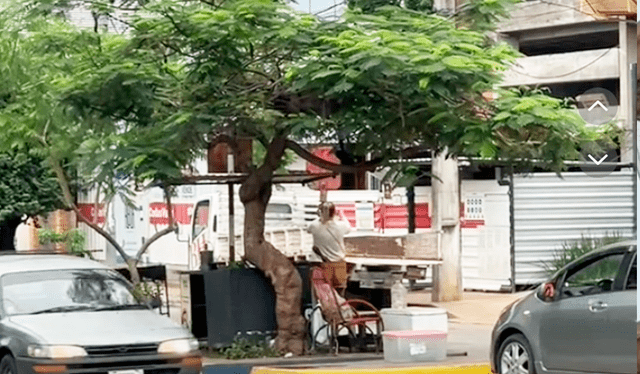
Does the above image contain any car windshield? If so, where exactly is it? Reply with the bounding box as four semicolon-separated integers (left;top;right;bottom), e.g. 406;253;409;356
1;269;141;316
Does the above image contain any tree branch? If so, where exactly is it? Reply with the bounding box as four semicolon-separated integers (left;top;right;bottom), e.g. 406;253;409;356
134;184;177;260
284;139;380;173
49;158;130;261
284;140;430;173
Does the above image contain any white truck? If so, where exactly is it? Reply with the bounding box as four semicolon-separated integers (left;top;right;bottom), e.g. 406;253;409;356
186;189;318;270
184;185;441;289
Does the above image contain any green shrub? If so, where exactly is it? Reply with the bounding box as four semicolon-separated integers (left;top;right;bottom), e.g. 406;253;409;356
219;337;280;360
542;232;627;277
38;228;92;258
132;280;163;304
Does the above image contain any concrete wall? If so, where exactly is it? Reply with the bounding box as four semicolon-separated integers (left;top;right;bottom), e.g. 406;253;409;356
499;0;597;32
502;47;619;86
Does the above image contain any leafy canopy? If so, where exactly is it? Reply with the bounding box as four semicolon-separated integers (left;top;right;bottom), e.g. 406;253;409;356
0;0;593;203
0;150;64;223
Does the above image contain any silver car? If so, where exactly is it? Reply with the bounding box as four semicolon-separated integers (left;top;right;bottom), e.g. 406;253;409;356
491;240;636;374
0;254;202;374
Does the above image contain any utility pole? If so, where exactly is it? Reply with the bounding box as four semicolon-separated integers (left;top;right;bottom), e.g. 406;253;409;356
228;148;235;264
619;21;636;164
431;150;462;302
407;183;416;234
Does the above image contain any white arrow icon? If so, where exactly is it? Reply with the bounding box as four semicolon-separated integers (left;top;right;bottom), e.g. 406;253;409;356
588;101;608;112
588;154;608;165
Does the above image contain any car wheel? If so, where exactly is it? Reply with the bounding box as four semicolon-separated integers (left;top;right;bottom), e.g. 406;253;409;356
497;333;535;374
0;355;17;374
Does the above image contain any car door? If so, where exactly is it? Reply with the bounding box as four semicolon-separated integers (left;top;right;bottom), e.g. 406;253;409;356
539;247;629;373
597;249;636;373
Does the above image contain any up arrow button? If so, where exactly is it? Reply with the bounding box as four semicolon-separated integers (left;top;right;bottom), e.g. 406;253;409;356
588;100;608;112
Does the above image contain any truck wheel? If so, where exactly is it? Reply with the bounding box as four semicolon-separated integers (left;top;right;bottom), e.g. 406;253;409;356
0;355;17;374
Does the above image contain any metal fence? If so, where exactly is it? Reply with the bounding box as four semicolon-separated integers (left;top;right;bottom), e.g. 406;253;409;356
513;170;636;285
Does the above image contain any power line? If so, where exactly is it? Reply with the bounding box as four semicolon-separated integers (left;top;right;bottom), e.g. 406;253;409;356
314;1;347;15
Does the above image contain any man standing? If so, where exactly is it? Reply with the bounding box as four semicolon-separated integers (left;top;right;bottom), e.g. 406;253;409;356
307;202;352;296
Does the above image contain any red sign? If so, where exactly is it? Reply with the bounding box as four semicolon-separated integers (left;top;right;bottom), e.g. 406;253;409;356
374;203;431;229
306;147;341;190
149;203;193;226
77;203;106;224
333;202;484;230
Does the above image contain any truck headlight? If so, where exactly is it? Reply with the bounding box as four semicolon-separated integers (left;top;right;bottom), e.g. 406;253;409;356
28;345;87;359
158;338;199;354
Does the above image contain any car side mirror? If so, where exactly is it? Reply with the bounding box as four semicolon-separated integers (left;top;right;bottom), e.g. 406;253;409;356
540;281;556;302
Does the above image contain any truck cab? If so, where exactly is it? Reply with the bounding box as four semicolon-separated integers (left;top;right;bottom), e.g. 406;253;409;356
187;193;314;270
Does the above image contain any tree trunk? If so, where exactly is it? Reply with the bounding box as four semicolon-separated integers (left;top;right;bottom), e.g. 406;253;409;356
0;216;22;251
239;138;306;355
126;258;142;285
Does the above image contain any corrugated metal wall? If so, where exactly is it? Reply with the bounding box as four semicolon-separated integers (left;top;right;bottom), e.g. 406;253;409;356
513;170;636;285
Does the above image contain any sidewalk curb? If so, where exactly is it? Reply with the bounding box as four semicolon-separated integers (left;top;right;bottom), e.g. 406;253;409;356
203;353;384;368
203;350;470;368
249;363;492;374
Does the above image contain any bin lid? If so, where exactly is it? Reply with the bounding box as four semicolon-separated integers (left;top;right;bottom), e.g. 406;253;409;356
380;307;447;316
382;330;447;339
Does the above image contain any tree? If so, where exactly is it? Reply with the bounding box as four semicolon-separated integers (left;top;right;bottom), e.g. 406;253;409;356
0;7;181;284
1;0;591;355
0;150;64;250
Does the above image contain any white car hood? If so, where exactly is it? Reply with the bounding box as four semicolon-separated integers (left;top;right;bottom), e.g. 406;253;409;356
7;310;191;346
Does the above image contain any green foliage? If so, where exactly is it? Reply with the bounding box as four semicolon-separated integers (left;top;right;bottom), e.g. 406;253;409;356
38;227;92;258
219;337;280;360
465;87;593;171
347;0;401;13
225;260;247;270
457;0;520;32
252;140;296;173
598;121;627;149
541;232;627;277
0;150;64;224
289;5;515;160
2;0;591;184
131;280;163;303
404;0;434;12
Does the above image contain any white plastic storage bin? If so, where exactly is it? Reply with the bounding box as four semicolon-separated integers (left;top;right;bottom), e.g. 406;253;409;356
382;330;447;363
380;307;448;333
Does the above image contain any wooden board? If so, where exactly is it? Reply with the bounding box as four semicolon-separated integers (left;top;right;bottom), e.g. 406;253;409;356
344;232;439;260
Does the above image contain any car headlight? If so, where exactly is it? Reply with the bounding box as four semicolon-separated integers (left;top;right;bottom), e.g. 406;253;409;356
157;338;199;354
28;345;87;359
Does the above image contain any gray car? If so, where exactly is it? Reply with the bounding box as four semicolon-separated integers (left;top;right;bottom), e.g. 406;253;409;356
490;240;637;374
0;254;202;374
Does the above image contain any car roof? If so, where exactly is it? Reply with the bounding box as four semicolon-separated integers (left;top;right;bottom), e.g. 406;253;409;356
0;254;110;277
600;239;636;251
603;239;638;250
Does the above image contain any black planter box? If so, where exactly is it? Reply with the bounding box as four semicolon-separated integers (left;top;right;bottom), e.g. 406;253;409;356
203;268;277;347
199;264;315;348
